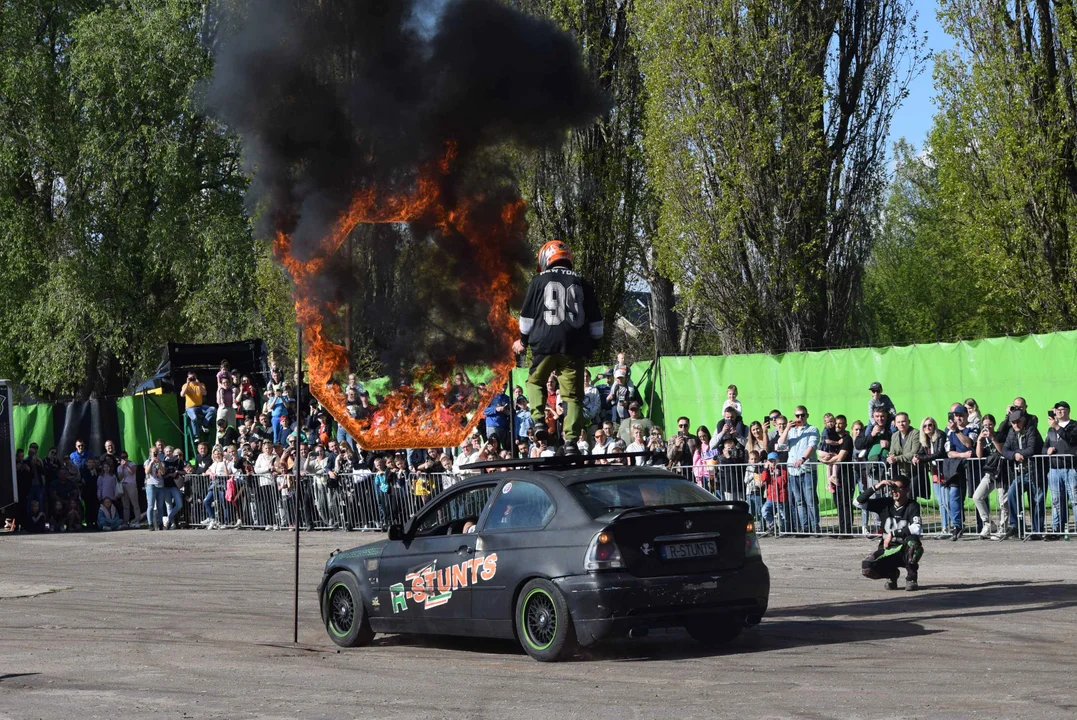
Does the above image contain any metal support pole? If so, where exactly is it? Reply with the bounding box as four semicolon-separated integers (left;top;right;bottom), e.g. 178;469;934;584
293;324;303;645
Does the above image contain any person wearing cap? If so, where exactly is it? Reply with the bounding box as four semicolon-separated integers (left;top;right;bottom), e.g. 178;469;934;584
512;240;604;456
868;382;896;426
1044;400;1077;537
215;417;239;450
1000;408;1045;539
483;387;512;454
857;474;923;591
617;401;654;446
606;366;638;426
941;402;976;541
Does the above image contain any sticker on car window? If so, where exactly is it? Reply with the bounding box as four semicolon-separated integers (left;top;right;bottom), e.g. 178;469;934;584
389;554;499;613
502;482;513;494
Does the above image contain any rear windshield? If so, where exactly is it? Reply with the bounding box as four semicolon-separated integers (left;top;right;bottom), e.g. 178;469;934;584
570;475;719;519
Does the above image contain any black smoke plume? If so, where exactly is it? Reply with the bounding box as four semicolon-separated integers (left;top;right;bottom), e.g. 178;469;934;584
209;0;604;376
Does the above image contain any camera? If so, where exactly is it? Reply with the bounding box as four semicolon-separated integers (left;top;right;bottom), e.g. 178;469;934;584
1009;405;1019;414
947;411;954;421
1048;409;1056;420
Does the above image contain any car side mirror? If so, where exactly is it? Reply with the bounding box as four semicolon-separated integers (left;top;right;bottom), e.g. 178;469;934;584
388;524;405;541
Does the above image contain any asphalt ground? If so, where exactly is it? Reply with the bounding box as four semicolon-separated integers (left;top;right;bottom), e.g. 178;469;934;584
1;530;1075;720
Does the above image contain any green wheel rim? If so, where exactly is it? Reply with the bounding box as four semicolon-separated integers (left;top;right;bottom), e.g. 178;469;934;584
521;588;557;651
327;582;354;638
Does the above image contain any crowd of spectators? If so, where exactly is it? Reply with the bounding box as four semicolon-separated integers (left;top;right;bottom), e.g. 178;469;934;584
4;357;1076;542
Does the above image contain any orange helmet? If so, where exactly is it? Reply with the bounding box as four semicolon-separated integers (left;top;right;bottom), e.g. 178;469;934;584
537;239;573;272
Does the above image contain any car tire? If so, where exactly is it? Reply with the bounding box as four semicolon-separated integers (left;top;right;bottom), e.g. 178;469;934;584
324;572;374;648
516;578;578;662
686;618;742;647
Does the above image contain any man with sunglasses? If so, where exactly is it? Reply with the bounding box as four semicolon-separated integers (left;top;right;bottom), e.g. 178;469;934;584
858;474;923;591
667;416;693;469
777;406;820;533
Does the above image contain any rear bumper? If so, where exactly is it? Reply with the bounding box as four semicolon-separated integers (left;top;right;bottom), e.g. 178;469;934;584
554;560;770;646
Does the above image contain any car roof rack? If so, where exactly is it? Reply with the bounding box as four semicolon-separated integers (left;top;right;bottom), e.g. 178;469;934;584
460;451;657;472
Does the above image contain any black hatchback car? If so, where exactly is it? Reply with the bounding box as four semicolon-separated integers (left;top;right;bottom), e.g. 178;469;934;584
317;458;770;661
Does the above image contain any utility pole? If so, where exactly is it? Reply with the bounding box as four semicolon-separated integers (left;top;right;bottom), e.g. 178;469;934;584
293;323;303;644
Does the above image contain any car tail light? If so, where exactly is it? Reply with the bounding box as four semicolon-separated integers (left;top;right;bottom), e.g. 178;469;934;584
745;523;762;559
585;529;624;571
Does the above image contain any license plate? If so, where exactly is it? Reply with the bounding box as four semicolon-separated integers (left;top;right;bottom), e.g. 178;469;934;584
660;540;718;560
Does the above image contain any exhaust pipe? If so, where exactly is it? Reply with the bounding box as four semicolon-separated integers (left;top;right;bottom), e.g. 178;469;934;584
744;614;762;627
628;627;649;639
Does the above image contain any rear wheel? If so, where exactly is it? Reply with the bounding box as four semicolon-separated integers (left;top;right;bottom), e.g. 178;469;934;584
516;579;577;662
686;618;742;647
324;572;374;648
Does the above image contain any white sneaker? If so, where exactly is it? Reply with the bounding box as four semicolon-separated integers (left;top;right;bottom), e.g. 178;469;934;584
199;518;212;526
979;522;996;539
163;517;171;530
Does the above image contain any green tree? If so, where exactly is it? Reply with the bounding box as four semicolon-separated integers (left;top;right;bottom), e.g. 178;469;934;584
928;0;1077;332
0;0;268;399
862;139;998;344
505;0;680;358
637;0;925;353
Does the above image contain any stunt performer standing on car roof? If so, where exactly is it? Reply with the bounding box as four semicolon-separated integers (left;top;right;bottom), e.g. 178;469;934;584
512;240;603;456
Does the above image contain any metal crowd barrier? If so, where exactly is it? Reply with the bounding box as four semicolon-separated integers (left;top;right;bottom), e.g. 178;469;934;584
178;453;1077;540
672;461;888;538
181;472;463;531
1010;455;1076;540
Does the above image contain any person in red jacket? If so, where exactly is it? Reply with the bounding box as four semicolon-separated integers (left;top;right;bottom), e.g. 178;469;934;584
759;452;789;535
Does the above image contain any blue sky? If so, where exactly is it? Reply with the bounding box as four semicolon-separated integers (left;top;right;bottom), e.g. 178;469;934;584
889;0;955;151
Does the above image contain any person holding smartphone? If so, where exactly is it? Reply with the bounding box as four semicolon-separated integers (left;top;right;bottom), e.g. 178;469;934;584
144;449;166;531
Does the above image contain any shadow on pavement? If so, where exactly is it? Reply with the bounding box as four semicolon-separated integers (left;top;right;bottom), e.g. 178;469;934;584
370;616;940;662
588;618;939;662
0;673;40;682
768;580;1077;621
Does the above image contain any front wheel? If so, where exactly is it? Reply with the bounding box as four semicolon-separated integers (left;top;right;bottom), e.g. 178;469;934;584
324;572;374;648
516;579;578;662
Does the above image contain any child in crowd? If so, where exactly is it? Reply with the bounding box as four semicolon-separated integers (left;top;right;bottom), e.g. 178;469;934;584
96;459;120;511
64;498;82;531
743;450;765;527
50;500;66;532
26;500;47;533
760;452;789;535
722;384;742;416
97;497;123;531
819;413;840;487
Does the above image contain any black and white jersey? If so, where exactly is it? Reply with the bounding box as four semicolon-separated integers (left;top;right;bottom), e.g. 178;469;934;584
519;266;603;357
860;492;923;540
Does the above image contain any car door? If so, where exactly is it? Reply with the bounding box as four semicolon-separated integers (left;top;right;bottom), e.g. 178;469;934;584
376;482;498;635
471;479;558;637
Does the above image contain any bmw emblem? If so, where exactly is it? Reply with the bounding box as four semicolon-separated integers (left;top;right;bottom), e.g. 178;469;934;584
684;520;693;530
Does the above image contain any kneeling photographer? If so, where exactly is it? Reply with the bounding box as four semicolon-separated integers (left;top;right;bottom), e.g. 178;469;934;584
858;475;924;591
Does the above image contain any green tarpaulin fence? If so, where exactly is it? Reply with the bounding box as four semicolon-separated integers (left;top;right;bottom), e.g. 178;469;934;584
656;330;1077;438
13;394;184;462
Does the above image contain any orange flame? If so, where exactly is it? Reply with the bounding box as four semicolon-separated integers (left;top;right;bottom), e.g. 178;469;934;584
274;147;520;450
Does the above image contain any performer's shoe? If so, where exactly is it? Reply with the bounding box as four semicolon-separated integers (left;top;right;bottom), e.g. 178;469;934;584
885;577;899;591
905;579;919;591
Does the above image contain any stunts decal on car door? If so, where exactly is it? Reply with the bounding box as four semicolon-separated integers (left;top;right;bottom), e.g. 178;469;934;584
388;554;498;612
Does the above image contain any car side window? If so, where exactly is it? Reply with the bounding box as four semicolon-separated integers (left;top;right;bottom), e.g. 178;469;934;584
482;481;555;532
413;484;496;537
